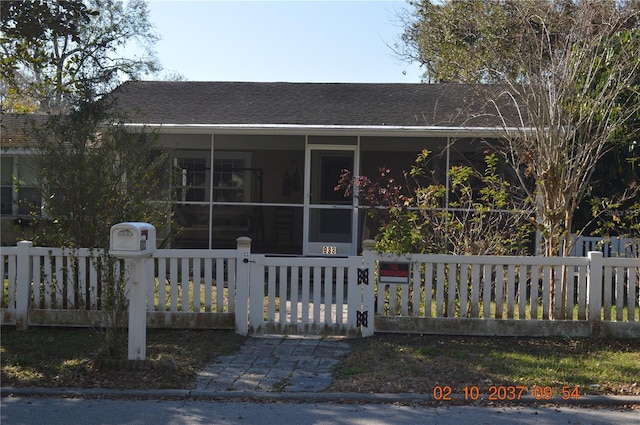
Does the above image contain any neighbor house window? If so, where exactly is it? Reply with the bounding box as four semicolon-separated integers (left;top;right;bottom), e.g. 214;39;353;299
16;159;40;216
1;157;13;215
0;156;41;217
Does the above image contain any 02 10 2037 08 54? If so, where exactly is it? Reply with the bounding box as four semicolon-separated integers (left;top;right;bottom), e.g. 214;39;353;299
432;385;580;402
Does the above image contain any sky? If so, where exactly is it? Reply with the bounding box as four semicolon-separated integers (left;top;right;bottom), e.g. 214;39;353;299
143;0;424;83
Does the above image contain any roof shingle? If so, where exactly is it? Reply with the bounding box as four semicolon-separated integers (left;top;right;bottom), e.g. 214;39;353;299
110;81;510;127
0;113;48;148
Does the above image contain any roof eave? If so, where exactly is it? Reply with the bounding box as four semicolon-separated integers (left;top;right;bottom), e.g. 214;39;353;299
121;123;529;138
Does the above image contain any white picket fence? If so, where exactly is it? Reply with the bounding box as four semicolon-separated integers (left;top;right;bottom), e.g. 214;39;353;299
1;242;240;330
2;238;639;338
246;254;369;336
372;251;639;337
538;234;639;257
150;248;238;328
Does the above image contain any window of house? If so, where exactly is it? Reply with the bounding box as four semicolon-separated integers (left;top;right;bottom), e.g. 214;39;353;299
212;156;249;203
174;157;208;202
173;152;252;203
0;156;41;217
1;157;13;215
16;159;40;216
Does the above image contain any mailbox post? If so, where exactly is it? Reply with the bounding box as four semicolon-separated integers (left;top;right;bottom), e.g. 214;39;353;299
109;222;156;360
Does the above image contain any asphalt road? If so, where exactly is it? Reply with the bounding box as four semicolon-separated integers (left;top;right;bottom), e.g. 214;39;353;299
2;397;639;425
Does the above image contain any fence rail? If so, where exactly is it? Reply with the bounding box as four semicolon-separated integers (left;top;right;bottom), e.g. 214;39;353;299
2;239;639;338
370;250;639;337
603;258;639;322
373;253;638;320
153;249;237;314
537;234;639;257
568;235;639;258
247;254;365;336
1;242;238;329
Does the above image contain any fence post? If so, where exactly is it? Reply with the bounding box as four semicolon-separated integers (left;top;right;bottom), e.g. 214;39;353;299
235;237;252;336
127;256;151;360
16;240;33;331
587;251;603;322
248;254;265;335
361;239;377;337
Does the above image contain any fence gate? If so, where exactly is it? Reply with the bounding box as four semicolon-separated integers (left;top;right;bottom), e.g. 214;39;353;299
246;255;374;336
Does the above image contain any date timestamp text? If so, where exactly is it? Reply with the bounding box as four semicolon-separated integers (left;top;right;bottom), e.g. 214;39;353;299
433;385;580;402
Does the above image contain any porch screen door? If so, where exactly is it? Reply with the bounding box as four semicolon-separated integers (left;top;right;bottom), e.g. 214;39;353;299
305;147;356;256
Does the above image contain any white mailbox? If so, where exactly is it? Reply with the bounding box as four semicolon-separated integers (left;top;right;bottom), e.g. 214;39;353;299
109;222;156;258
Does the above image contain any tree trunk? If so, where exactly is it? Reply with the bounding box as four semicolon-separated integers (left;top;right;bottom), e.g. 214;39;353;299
560;211;574;319
544;217;560;319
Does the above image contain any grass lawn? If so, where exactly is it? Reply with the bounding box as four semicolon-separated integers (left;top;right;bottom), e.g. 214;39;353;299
1;327;639;397
1;327;245;389
328;334;640;396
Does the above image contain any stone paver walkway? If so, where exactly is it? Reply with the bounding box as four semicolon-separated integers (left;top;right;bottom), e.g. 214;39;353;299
196;336;351;392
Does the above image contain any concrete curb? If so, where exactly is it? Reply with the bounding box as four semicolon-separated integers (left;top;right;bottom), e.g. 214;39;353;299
2;387;639;407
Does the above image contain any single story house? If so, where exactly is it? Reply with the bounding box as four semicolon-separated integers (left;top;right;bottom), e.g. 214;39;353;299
110;81;521;255
1;82;520;254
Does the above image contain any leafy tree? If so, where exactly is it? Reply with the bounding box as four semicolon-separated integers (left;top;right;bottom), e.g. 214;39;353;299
399;0;528;83
494;8;639;256
337;150;534;255
26;102;173;248
586;141;640;240
399;1;637;84
583;76;640;241
400;1;640;318
23;102;175;359
1;0;159;113
2;0;166;357
399;1;640;257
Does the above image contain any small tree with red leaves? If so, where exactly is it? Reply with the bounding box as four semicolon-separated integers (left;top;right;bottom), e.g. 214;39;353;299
337;150;534;255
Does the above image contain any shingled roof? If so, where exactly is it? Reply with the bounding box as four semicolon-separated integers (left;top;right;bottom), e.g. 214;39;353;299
110;81;513;128
0;113;48;148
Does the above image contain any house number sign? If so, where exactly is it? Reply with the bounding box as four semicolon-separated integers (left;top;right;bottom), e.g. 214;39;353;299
322;246;337;255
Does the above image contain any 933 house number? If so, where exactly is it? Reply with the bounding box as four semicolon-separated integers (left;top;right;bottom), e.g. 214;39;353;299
322;246;337;255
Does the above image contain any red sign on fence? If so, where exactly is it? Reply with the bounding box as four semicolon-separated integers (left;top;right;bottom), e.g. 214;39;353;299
379;262;410;284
